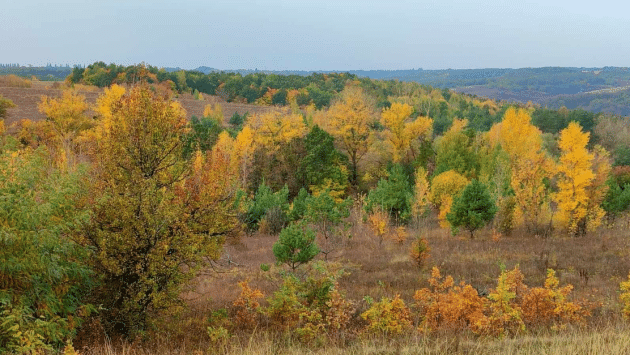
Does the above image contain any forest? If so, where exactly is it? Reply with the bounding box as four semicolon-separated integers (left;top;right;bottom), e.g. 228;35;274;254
2;65;630;354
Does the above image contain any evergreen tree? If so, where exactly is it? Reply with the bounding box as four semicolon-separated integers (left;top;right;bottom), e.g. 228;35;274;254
447;179;497;238
273;222;319;272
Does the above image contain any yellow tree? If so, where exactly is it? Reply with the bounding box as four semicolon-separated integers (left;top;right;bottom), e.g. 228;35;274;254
493;107;554;233
323;86;375;184
413;167;431;218
38;90;92;169
429;170;469;228
555;122;609;236
233;125;256;188
77;86;237;335
381;102;433;164
247;109;306;152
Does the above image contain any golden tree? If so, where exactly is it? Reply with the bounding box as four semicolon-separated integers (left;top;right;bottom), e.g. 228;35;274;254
429;170;469;228
247;109;307;152
322;86;375;185
555;122;609;236
76;86;237;335
492;107;554;233
38;90;92;169
380;102;433;164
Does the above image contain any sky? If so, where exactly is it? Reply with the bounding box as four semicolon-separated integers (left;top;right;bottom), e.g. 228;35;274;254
2;0;630;71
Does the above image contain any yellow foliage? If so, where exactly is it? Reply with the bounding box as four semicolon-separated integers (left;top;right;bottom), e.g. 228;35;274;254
95;84;126;122
203;103;224;125
413;266;590;336
247;109;306;151
38;90;92;170
321;86;375;182
233;125;256;188
381;102;432;163
414;267;487;334
555;122;595;236
413;167;430;217
361;294;412;336
430;170;468;228
493;107;554;232
620;273;630;319
368;208;389;244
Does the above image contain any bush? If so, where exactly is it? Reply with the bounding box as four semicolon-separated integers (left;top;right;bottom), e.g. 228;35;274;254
361;295;412;337
0;145;95;352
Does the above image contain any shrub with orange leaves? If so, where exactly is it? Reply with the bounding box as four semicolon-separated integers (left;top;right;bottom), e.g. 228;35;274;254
413;267;487;334
233;280;264;329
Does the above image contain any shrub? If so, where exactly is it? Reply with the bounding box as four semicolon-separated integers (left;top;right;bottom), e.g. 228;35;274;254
413;267;487;334
410;236;430;268
361;295;413;337
0;145;95;352
233;281;264;329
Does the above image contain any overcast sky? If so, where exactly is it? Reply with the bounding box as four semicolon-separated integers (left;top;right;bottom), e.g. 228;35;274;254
2;0;629;70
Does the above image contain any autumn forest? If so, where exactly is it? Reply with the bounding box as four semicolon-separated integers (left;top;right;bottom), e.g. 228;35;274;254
2;63;630;354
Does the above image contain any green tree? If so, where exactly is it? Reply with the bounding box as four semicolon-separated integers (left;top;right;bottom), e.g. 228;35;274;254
0;143;94;352
273;222;319;272
76;86;237;336
304;189;351;260
447;179;497;238
366;164;413;222
182;115;224;157
301;125;349;196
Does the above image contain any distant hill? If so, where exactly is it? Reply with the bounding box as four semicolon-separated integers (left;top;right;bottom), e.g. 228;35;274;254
4;63;630;116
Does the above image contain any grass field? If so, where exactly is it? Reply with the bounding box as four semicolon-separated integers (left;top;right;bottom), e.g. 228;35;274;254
72;205;630;354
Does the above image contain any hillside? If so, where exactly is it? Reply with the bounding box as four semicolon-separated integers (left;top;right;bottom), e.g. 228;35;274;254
0;81;273;129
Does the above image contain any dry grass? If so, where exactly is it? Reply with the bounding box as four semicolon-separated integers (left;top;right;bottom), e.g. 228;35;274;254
0;74;32;88
79;323;630;354
71;206;630;354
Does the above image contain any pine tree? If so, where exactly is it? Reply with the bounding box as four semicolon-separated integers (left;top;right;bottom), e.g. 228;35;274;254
447;179;497;238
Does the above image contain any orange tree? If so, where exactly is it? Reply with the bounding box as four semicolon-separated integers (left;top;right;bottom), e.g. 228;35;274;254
75;86;238;336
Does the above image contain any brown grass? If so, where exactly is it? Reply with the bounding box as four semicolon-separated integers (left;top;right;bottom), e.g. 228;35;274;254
0;83;276;132
71;206;630;354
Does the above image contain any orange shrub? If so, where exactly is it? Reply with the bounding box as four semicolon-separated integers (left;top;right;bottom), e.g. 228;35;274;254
233;280;264;329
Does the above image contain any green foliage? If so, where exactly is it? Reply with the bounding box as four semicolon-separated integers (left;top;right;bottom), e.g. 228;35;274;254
273;222;319;271
434;124;479;179
447;179;497;238
366;164;413;222
264;263;351;343
0;145;95;351
304;189;351;259
229;111;247;127
182;115;224;157
288;187;309;222
301;125;349;194
602;180;630;221
245;182;290;233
